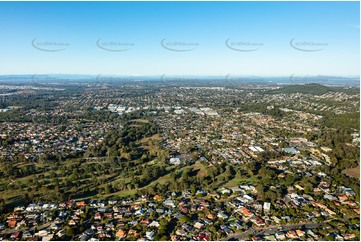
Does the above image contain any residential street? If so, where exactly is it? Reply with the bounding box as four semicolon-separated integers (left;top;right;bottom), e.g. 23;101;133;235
224;218;354;240
0;222;51;236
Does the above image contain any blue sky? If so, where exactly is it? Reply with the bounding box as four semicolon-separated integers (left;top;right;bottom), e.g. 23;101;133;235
0;1;359;76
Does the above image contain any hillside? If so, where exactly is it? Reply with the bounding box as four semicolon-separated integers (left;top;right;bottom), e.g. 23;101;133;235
268;83;359;95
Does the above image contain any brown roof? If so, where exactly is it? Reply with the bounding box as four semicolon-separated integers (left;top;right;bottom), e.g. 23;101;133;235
76;201;86;206
8;220;17;227
116;229;127;237
240;207;254;217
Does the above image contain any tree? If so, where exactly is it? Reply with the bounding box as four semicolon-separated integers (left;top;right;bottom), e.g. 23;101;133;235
24;193;32;206
70;186;77;194
159;235;169;241
256;184;265;200
326;235;334;241
66;227;75;238
127;183;134;190
179;215;191;224
0;198;5;212
265;190;277;201
105;184;113;194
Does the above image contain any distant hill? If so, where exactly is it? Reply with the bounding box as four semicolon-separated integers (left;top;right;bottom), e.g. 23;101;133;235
268;83;359;95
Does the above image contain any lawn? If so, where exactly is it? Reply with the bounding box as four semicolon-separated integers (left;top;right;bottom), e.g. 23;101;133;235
223;177;244;187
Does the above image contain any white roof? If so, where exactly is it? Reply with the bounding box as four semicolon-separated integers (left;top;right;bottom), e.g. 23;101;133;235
263;202;271;210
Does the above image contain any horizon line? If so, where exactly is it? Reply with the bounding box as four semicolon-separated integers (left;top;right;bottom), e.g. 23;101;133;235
0;74;360;78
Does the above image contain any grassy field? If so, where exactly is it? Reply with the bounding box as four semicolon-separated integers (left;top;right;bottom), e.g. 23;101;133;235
194;163;208;177
100;189;138;200
140;133;161;143
130;119;149;123
343;166;360;179
0;117;167;209
223;176;244;187
139;134;161;150
0;157;138;208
